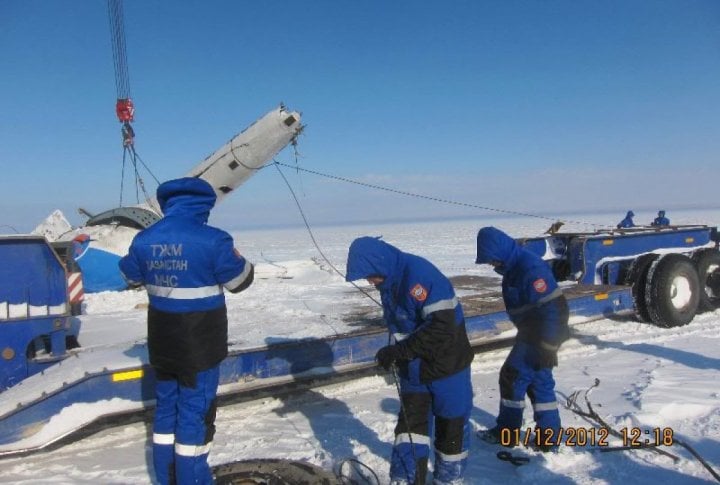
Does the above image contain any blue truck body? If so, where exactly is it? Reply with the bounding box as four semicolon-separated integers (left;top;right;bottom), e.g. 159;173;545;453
521;225;718;286
0;236;81;392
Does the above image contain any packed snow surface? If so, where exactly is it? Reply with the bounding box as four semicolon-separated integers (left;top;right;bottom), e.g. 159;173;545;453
3;210;719;484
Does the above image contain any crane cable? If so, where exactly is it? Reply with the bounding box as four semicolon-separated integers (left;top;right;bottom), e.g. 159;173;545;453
107;0;130;103
272;161;612;230
107;0;159;208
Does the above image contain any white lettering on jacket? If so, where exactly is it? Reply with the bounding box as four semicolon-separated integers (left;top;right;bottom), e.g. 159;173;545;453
153;274;179;287
150;243;183;257
146;260;188;271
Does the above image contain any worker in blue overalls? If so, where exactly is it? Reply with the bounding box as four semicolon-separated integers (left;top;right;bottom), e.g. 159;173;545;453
120;177;254;484
475;227;569;451
346;236;474;484
651;210;670;226
617;210;635;229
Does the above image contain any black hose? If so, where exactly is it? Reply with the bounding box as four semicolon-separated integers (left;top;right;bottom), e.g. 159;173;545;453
336;458;380;485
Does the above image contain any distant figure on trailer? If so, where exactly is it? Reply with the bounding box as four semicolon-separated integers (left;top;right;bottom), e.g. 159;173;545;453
651;210;670;226
616;210;635;229
346;236;474;485
119;177;254;485
475;227;569;451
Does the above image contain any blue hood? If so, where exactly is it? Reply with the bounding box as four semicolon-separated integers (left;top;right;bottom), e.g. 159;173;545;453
627;210;635;217
346;237;403;288
475;226;521;269
658;210;665;217
157;177;217;224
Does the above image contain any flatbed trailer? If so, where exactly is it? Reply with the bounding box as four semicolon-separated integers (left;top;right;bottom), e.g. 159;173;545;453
0;282;633;457
0;224;718;457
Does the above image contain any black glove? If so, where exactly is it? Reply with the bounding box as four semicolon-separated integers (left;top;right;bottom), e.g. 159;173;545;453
531;342;559;370
375;344;410;371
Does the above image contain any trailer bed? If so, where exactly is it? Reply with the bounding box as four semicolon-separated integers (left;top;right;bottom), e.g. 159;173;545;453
0;277;635;457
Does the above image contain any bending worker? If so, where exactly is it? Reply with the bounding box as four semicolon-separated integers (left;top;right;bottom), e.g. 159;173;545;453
475;227;569;451
346;236;474;485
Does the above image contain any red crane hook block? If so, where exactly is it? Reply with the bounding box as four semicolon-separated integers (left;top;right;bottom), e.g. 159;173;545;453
115;98;135;122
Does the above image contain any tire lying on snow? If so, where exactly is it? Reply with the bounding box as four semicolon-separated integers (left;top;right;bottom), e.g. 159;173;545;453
645;254;700;328
213;459;340;485
692;249;720;312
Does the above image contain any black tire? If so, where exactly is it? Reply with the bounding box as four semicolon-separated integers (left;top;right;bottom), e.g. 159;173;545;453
66;335;81;350
551;259;571;282
70;302;83;316
692;250;720;312
213;459;339;485
625;254;658;323
644;254;700;328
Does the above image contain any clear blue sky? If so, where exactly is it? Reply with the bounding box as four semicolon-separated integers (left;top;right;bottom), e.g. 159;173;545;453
2;0;719;232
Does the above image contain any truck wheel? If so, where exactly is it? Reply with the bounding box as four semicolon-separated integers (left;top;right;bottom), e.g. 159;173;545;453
645;254;700;328
692;250;720;312
626;254;658;323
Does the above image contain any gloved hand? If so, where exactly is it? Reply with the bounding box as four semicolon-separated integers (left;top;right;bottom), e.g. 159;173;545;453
375;344;410;371
531;341;559;370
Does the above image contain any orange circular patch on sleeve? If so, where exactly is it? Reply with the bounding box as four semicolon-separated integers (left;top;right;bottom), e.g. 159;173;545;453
410;283;428;302
533;278;548;293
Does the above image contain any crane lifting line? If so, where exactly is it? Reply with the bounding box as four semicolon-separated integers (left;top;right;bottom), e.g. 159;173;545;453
272;160;611;230
107;0;159;208
107;0;131;101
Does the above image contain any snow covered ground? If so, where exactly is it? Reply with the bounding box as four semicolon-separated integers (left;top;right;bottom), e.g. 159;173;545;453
2;210;719;484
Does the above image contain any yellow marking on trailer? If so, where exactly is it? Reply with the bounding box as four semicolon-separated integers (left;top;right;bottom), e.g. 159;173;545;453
594;293;609;301
2;347;15;360
685;237;694;243
112;369;144;382
602;240;614;246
